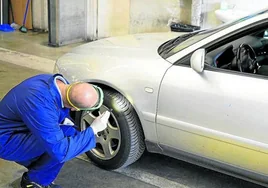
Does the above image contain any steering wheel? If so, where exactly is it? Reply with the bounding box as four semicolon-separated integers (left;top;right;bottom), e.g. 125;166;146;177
232;43;259;73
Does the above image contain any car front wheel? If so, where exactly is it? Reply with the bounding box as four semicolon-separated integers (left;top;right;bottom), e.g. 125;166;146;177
79;88;145;170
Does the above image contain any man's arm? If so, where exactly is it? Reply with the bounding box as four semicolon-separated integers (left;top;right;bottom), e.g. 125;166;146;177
20;96;96;163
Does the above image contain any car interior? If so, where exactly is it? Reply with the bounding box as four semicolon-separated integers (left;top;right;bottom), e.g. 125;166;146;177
206;28;268;76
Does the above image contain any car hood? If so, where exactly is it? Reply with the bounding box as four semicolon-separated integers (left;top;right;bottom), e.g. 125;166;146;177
65;32;181;62
56;32;183;84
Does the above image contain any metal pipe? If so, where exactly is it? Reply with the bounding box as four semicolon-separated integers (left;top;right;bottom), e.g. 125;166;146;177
1;0;3;25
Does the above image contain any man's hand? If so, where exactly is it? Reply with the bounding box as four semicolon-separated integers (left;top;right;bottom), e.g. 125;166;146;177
90;111;110;134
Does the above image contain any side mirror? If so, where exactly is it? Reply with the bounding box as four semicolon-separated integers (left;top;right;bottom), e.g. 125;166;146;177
190;49;205;73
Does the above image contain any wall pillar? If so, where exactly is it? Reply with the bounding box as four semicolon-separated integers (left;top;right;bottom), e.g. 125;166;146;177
48;0;86;46
191;0;202;26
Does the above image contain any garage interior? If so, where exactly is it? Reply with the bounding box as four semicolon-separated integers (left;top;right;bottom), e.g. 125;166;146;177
0;0;265;47
0;0;267;188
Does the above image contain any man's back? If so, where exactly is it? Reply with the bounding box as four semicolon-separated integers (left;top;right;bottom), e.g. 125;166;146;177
0;74;59;144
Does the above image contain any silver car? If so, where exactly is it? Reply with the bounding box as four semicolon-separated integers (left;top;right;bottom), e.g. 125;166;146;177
55;9;268;187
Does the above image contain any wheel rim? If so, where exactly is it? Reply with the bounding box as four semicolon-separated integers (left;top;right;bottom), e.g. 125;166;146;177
80;106;121;160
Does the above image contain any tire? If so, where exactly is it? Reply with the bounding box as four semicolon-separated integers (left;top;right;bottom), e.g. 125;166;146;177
79;88;145;170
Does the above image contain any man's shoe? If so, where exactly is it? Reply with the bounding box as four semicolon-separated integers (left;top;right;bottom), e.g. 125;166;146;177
20;172;61;188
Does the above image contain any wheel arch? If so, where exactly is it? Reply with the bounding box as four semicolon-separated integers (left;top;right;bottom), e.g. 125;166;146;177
73;79;147;141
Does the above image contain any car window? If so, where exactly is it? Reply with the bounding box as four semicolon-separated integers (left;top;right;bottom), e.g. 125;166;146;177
205;26;268;77
263;30;268;39
160;9;268;59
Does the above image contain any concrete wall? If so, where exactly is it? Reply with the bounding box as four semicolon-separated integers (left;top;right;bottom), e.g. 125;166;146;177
31;0;268;44
32;0;187;41
129;0;182;34
223;0;267;12
48;0;86;46
34;0;267;34
201;0;268;29
180;0;192;25
97;0;183;39
201;0;221;29
97;0;130;38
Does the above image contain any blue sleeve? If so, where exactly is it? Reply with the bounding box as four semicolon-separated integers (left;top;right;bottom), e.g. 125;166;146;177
20;96;96;163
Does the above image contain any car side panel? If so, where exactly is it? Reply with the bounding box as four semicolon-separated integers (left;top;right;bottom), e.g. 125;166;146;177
56;53;171;143
156;65;268;176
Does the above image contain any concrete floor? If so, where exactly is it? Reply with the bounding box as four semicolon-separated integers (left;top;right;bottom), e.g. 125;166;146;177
0;31;83;60
0;60;45;99
0;30;79;75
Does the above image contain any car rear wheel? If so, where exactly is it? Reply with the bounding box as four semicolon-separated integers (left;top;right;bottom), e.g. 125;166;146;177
79;89;145;170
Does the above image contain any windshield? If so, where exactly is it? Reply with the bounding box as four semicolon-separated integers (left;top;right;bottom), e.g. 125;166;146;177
159;8;268;59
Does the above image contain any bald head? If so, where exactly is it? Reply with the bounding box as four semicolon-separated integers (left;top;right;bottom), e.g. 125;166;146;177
68;83;99;109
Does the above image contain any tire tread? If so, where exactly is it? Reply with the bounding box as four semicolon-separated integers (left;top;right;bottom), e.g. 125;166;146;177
105;89;145;168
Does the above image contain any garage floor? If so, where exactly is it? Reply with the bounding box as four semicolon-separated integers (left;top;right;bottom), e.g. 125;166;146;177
0;31;83;60
1;158;156;188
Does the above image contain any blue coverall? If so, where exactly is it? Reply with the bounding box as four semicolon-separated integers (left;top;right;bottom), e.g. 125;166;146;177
0;74;96;186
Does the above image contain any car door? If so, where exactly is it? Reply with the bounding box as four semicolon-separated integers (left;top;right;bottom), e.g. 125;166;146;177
156;60;268;176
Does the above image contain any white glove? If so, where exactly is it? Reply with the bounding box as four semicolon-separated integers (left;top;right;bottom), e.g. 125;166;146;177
90;111;110;135
63;118;75;126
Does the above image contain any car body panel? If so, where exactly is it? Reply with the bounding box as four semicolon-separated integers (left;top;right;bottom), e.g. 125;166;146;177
156;142;268;187
56;32;182;142
71;32;181;59
157;65;268;176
